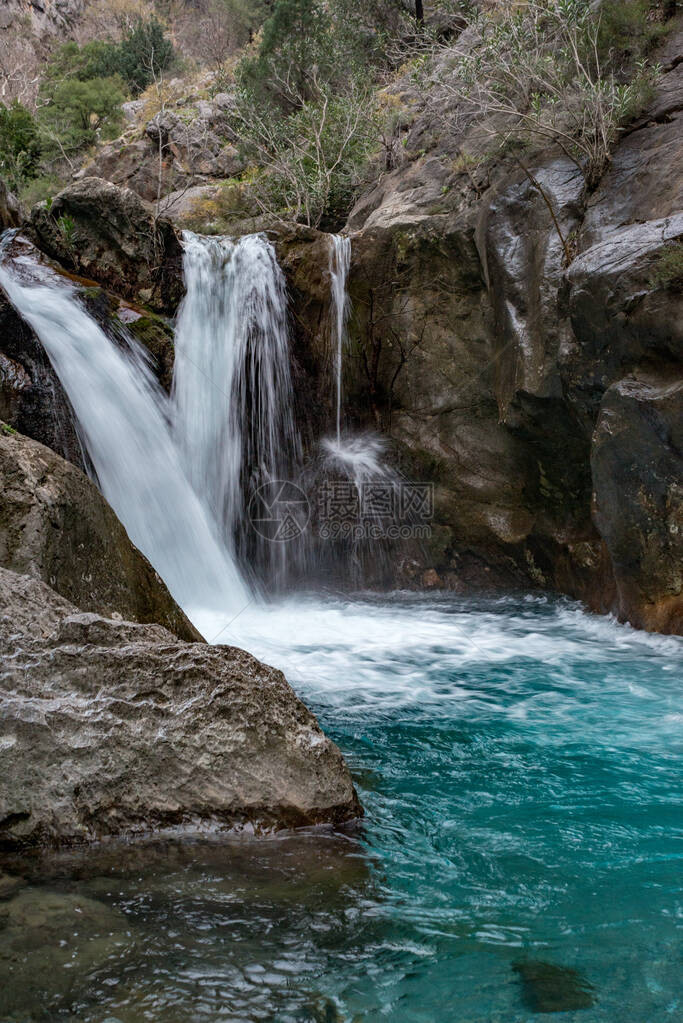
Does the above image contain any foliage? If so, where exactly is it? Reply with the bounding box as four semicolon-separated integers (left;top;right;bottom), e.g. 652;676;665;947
116;17;176;93
42;17;175;98
18;173;65;207
230;0;386;227
237;0;344;113
650;241;683;292
235;79;379;228
597;0;668;65
0;101;41;190
39;77;126;160
427;0;661;189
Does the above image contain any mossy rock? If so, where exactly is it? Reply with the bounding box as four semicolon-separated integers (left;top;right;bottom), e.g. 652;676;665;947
126;314;175;392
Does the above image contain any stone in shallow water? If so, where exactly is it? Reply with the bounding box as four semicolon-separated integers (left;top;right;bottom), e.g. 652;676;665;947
513;960;595;1013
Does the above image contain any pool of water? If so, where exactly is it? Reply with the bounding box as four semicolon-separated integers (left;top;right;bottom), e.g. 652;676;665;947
1;594;681;1021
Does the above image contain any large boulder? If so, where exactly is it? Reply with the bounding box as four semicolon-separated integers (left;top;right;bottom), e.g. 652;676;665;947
0;568;361;849
0;429;200;641
28;177;184;312
591;374;683;634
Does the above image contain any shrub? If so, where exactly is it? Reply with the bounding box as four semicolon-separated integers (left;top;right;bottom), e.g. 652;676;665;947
39;77;126;160
427;0;661;190
0;101;41;190
650;241;683;292
42;17;175;99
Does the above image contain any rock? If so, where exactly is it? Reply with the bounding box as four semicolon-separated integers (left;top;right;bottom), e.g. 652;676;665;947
334;17;683;631
0;887;130;1017
122;99;144;123
0;567;361;849
421;568;441;588
28;177;184;313
0;176;23;230
591;373;683;634
0;269;84;467
513;960;595;1013
0;872;21;900
0;429;201;641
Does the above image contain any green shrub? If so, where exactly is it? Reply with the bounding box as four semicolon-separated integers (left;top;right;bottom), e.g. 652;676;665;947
42;17;175;99
0;101;41;190
39;77;126;159
650;241;683;292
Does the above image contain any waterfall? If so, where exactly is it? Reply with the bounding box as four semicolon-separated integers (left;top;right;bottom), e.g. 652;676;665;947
328;235;351;444
0;257;249;634
173;232;302;586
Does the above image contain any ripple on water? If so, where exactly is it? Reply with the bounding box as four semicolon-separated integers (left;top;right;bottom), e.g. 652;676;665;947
1;595;681;1021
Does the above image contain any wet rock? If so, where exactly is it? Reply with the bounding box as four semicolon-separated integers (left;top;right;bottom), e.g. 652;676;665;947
0;283;85;467
0;176;23;230
513;960;595;1013
28;177;184;312
0;429;201;641
592;373;683;634
0;567;362;849
0;872;22;900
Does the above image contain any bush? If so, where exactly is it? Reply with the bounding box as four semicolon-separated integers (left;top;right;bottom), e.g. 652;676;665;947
39;77;126;160
42;17;175;98
650;241;683;292
428;0;661;190
0;101;41;190
234;82;379;228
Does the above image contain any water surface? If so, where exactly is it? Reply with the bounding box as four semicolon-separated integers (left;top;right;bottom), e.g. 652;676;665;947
2;594;681;1021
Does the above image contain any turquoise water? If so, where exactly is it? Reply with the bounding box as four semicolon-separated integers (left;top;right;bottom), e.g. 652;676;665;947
1;595;681;1021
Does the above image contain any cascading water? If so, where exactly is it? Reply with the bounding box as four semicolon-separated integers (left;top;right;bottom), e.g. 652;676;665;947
328;234;351;445
173;232;303;586
0;254;248;634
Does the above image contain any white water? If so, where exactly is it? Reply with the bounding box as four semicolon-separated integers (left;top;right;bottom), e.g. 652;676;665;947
328;235;351;444
173;233;300;572
0;259;248;633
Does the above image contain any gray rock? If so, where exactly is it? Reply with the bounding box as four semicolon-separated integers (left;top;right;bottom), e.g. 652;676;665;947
0;429;201;642
0;567;361;849
121;99;144;123
591;373;683;634
28;177;183;313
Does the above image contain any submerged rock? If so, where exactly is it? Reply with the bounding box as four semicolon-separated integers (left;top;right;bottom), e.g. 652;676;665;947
513;960;595;1013
0;429;200;641
0;887;130;1018
0;567;361;850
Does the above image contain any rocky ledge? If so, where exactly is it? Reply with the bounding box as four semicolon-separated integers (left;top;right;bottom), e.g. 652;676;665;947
0;567;361;850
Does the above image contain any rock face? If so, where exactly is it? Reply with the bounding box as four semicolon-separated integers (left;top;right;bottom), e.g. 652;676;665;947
0;567;361;849
0;278;84;468
592;374;683;634
0;429;200;642
331;17;683;632
78;94;243;204
29;177;184;312
0;178;22;231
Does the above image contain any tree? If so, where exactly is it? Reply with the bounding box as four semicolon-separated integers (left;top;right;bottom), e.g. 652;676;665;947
117;17;175;93
238;0;343;112
39;77;125;159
